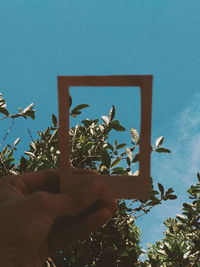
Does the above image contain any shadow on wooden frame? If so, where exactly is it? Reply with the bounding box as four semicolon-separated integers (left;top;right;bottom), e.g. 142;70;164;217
58;75;153;199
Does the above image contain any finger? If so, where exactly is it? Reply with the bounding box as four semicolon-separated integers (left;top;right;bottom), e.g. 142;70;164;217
49;208;112;253
17;169;60;194
28;179;107;220
0;170;59;204
18;168;98;194
80;198;118;218
95;198;119;214
48;198;118;253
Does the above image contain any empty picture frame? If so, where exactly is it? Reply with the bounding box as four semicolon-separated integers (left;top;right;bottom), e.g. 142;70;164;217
57;75;153;199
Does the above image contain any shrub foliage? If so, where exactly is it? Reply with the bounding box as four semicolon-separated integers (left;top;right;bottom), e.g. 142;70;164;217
1;93;199;266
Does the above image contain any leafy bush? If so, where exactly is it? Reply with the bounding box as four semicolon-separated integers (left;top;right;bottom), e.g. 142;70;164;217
142;173;200;267
0;93;178;266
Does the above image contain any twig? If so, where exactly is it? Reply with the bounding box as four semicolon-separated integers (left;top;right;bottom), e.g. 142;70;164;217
0;113;22;121
27;127;34;143
0;118;15;147
75;155;101;168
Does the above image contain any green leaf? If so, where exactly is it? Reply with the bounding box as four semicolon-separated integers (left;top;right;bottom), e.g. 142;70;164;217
111;167;127;175
158;183;164;197
183;251;191;259
24;110;36;120
23;103;34;113
92;119;99;124
99;165;109;174
111;122;126;131
165;188;174;195
155;249;165;255
132;153;139;163
183;203;192;210
167;194;177;200
105;142;114;151
84;142;95;152
90;128;95;135
28;111;36;120
110;120;126;131
101;115;110;125
176;214;187;222
24;151;35;158
112;119;120;124
0;107;9;116
197;173;200;183
155;147;171;153
82;119;92;127
114;140;118;149
126;157;131;166
49;128;58;143
101;149;111;168
13;138;21;146
130;128;139;144
20;103;36;120
163;243;172;255
71;110;81;116
0;94;5;105
111;157;121;167
52;114;58;127
116;143;127;149
99;124;104;132
69;94;72;108
109;105;116;121
155;136;164;148
30;142;36;151
20;156;27;169
126;147;132;160
71;104;89;112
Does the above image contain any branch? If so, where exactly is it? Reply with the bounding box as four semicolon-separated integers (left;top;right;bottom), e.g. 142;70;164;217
0;119;15;147
0;113;23;121
27;127;34;143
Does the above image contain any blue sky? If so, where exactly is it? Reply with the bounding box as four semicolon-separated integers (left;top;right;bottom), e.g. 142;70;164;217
1;0;200;251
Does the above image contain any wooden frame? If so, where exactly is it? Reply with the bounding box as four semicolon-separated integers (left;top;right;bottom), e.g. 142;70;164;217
58;75;153;199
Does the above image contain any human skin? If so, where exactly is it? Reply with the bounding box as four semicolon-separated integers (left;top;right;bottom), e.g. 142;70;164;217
0;169;118;267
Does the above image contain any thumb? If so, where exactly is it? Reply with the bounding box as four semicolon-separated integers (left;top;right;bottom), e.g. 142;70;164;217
28;179;107;221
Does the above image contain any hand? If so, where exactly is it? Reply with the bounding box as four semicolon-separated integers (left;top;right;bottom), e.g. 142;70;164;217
0;169;118;267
